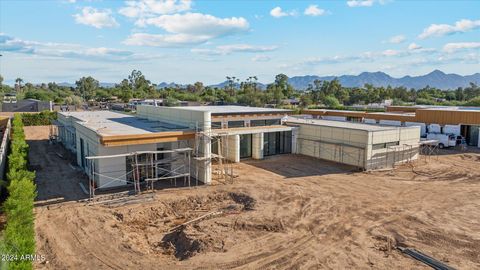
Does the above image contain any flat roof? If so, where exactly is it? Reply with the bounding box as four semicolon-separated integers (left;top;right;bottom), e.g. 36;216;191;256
170;105;292;115
389;105;480;111
59;111;191;136
286;116;414;132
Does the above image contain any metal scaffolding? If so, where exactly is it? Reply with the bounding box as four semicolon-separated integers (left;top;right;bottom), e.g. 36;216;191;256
419;139;440;161
386;143;419;168
85;148;193;200
194;122;234;184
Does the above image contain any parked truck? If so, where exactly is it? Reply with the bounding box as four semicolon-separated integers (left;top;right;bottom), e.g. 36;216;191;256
426;133;457;149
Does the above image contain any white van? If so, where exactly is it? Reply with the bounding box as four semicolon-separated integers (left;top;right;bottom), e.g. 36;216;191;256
426;133;457;149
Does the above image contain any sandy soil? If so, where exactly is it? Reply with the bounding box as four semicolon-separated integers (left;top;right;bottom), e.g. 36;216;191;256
28;126;480;269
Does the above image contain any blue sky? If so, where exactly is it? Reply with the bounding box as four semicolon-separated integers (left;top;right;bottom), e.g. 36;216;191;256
0;0;479;85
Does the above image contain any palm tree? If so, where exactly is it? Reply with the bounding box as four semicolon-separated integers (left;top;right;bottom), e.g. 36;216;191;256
15;77;23;92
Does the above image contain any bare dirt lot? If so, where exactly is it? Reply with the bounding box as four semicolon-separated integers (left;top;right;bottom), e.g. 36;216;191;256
27;127;480;269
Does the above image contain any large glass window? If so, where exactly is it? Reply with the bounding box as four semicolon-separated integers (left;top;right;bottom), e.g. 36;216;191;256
228;121;245;128
251;119;281;127
263;131;292;156
266;119;281;125
251;120;266;127
239;134;252;158
211;122;222;129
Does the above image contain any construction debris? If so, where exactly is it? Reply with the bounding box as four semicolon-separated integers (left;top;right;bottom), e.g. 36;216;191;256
397;247;456;270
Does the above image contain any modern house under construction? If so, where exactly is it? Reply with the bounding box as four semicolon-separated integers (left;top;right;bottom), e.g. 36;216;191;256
56;106;293;196
55;105;421;197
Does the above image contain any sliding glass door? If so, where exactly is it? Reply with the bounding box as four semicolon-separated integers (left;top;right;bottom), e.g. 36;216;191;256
263;131;292;156
239;134;252;158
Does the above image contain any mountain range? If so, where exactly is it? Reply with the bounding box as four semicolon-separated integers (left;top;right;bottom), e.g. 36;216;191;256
286;70;480;90
57;70;480;90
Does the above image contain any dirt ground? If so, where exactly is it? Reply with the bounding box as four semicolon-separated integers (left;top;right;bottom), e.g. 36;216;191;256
27;126;480;269
26;126;89;204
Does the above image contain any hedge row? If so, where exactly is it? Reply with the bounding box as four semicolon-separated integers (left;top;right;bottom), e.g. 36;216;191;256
1;114;37;270
21;111;57;126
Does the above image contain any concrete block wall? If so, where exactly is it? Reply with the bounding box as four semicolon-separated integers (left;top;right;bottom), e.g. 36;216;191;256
295;124;368;168
366;126;420;170
296;124;368;149
296;139;365;168
136;105;207;129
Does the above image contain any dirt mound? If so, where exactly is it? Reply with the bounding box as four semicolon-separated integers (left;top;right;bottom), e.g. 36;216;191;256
109;191;259;260
229;192;256;210
162;226;226;260
461;154;480;162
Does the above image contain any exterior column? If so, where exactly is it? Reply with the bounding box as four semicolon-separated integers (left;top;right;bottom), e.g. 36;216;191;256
252;133;264;160
198;111;211;184
291;127;298;154
224;135;240;162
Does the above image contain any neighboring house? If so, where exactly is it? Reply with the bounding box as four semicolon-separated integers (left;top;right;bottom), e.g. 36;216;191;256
1;98;52;112
304;105;480;147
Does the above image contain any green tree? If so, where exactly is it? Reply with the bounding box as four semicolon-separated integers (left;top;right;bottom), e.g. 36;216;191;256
274;73;294;98
75;76;99;101
128;70;153;97
323;95;340;108
118;79;133;102
193;81;204;93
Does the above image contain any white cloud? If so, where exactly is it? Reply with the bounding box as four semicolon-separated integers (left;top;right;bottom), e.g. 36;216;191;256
124;13;249;46
382;49;401;56
119;0;192;18
251;55;271;62
408;43;422;50
443;42;480;53
191;44;278;55
346;0;374;7
270;7;297;18
304;5;326;16
387;35;406;44
0;33;152;62
124;33;209;46
419;19;480;39
347;0;390;7
73;7;119;28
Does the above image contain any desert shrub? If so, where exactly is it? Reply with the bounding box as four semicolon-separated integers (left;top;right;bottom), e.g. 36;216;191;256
21;111;57;126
